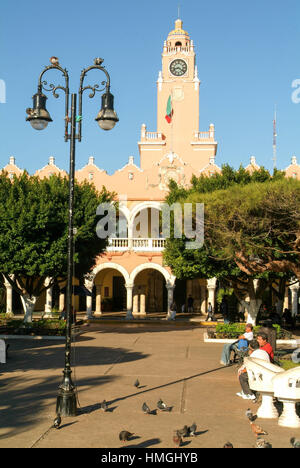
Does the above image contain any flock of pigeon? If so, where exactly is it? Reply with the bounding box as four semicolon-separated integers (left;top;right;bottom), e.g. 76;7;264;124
52;379;300;448
223;408;300;449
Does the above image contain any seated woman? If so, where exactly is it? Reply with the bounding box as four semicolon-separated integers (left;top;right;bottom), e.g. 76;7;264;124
236;339;270;400
220;324;254;366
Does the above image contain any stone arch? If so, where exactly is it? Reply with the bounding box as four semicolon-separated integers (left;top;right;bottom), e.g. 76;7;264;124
129;263;175;287
90;262;130;285
129;201;164;238
129;201;164;224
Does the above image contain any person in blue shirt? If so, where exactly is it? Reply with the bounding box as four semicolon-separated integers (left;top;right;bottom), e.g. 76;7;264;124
220;324;254;366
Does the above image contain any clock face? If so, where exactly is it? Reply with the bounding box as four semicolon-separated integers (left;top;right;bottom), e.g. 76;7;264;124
169;59;187;76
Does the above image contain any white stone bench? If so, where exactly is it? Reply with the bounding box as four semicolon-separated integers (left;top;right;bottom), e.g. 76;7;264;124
244;357;285;419
272;367;300;428
0;339;6;364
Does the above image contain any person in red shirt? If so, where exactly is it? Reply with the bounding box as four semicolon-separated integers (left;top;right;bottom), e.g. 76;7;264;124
257;332;274;362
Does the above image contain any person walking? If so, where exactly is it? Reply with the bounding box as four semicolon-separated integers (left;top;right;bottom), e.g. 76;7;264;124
169;301;177;320
187;295;194;313
220;297;230;323
206;302;214;321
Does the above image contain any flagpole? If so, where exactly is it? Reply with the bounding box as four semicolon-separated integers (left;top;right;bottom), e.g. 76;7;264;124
171;90;174;156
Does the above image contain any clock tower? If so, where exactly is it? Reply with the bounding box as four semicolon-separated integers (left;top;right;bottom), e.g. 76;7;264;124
138;18;218;182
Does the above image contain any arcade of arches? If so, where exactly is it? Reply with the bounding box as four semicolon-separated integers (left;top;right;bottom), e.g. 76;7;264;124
2;271;299;321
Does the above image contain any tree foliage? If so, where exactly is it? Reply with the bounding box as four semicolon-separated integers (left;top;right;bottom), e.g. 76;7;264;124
164;166;299;323
0;172;114;314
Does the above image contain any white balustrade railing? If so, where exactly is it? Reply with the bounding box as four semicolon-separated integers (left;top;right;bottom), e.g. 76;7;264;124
194;131;214;140
166;46;190;53
107;237;166;252
145;132;163;140
107;238;129;250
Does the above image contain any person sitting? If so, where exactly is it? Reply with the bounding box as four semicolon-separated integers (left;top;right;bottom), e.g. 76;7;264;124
220;324;254;366
236;339;270;400
282;308;293;328
257;320;277;352
257;332;274;362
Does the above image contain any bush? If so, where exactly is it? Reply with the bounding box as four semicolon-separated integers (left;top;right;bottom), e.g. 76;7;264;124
215;323;246;338
215;323;289;339
0;316;67;335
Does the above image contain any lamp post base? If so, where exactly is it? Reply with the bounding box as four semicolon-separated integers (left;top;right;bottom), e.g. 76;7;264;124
56;368;77;417
56;389;77;417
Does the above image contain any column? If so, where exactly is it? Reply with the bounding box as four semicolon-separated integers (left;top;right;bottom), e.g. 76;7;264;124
166;284;174;319
290;281;299;317
125;284;134;319
283;287;289;310
44;277;53;318
200;284;207;315
206;277;217;312
84;278;94;319
95;284;102;316
86;295;93;319
59;292;65;312
133;292;139;315
140;292;146;315
4;279;13;317
128;224;133;251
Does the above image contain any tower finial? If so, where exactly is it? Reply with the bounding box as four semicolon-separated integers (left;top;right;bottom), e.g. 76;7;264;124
178;4;180;18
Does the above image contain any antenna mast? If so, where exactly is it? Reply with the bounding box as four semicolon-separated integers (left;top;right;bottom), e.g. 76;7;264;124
273;106;277;170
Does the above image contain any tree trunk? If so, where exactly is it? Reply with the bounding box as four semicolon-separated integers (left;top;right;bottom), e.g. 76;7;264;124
241;298;262;325
21;295;37;323
234;278;264;325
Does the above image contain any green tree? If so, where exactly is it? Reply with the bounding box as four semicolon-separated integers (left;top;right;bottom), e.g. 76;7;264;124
0;172;114;322
164;170;298;324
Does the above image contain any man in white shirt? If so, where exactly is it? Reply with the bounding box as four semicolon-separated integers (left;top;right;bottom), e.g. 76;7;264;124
236;340;270;400
220;324;254;366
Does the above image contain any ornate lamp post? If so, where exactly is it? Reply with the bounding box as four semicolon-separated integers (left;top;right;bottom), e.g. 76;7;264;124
26;57;118;416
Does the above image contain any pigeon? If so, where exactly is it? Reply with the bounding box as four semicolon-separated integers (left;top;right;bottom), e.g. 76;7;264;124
142;402;151;414
245;408;257;422
290;437;300;448
223;442;234;448
157;398;171;412
26;108;34;116
177;425;189;437
50;56;60;67
187;422;197;436
250;422;268;437
255;438;272;448
94;57;104;66
119;430;134;442
53;414;61;429
100;399;108;412
134;379;140;388
173;430;182;447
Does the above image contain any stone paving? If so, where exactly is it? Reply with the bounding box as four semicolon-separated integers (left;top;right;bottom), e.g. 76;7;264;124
0;321;299;449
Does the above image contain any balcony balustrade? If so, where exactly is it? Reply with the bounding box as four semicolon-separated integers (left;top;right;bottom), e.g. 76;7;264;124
107;237;166;252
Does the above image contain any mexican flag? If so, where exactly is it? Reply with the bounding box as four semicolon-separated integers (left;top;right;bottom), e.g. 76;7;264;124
165;95;173;123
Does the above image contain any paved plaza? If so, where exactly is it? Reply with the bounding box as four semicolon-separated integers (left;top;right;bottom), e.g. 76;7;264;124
0;321;299;449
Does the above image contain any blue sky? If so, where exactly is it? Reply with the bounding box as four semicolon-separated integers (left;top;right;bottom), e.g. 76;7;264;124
1;0;300;175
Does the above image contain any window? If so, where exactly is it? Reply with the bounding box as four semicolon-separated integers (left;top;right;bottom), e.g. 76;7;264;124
104;287;109;297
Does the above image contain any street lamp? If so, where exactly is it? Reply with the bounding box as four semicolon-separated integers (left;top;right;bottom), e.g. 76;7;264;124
26;57;118;417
